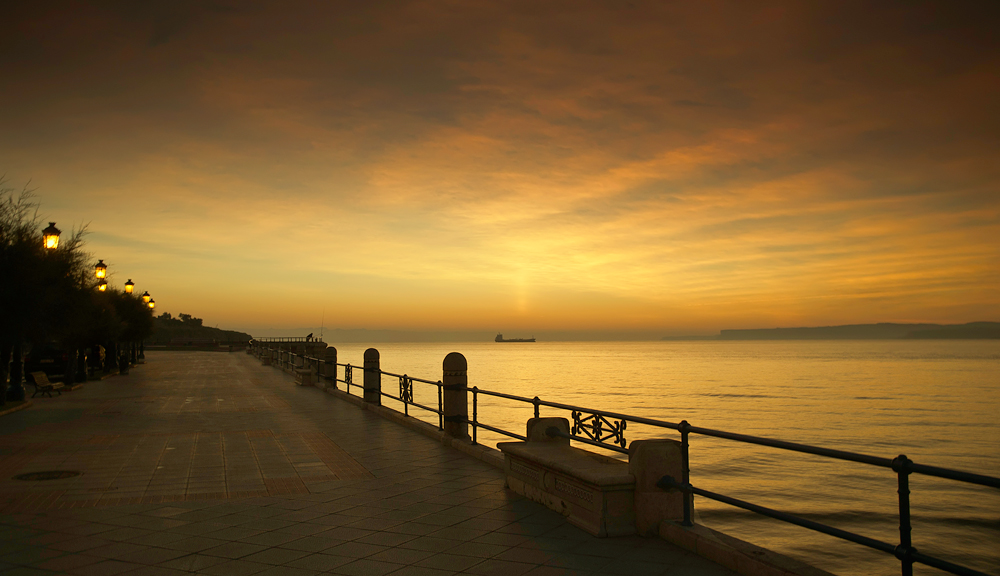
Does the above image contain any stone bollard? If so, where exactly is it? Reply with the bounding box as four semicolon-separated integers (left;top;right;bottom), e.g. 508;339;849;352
629;439;687;536
323;347;337;388
442;352;469;440
363;348;381;404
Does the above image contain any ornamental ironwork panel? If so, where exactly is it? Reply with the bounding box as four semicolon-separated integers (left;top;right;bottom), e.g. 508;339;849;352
344;365;353;386
571;410;627;448
399;375;413;403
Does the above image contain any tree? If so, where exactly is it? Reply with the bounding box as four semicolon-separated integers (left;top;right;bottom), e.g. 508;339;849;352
1;177;149;399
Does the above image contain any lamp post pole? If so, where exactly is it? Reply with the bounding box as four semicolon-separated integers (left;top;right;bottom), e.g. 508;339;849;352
140;293;153;361
6;342;26;402
6;223;62;401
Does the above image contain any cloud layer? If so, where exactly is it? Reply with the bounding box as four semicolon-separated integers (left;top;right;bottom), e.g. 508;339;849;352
3;1;998;335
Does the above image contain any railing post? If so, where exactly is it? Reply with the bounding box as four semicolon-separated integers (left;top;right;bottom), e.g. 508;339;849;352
363;348;381;405
533;396;540;418
437;381;443;430
442;352;469;440
323;347;337;389
893;454;914;576
679;420;693;526
401;375;409;416
472;386;478;445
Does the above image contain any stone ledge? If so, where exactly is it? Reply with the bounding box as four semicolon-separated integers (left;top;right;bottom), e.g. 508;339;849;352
659;520;837;576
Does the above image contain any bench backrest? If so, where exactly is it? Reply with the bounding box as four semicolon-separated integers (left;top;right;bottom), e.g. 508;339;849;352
28;371;51;386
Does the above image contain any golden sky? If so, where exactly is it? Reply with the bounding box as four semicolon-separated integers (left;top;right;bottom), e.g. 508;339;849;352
3;1;998;337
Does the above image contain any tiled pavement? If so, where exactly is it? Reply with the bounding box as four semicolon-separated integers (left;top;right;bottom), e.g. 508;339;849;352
0;351;735;576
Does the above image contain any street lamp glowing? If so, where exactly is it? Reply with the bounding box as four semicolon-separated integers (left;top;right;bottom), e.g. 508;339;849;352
98;279;108;292
124;279;134;294
141;291;151;303
94;260;107;279
148;299;155;310
42;222;61;250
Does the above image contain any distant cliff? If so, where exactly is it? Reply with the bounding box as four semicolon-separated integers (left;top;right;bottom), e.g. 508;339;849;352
150;313;252;345
716;322;1000;340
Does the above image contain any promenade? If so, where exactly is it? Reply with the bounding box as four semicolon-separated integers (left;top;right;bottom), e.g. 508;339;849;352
0;352;735;576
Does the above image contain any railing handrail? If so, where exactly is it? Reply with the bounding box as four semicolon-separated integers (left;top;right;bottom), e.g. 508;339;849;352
467;385;999;488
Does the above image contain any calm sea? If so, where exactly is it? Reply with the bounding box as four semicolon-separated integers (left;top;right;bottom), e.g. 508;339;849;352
326;340;1000;576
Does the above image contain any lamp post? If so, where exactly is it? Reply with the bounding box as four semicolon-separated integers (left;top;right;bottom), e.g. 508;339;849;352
138;292;151;361
42;222;61;250
4;223;63;401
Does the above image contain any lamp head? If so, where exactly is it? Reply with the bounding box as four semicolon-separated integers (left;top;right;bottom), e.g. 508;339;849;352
42;222;61;250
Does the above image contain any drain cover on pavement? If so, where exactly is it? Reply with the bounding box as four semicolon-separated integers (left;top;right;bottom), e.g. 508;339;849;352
13;471;82;481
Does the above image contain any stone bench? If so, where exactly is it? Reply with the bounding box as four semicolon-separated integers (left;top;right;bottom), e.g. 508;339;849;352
498;417;686;538
293;367;314;386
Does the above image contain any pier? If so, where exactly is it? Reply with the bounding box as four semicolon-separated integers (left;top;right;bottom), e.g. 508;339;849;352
0;351;739;576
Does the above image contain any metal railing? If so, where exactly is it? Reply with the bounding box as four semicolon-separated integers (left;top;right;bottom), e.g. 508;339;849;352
268;352;448;430
463;389;998;576
250;343;998;576
377;369;445;429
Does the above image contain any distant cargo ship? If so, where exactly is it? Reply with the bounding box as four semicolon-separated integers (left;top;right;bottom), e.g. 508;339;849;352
495;333;536;343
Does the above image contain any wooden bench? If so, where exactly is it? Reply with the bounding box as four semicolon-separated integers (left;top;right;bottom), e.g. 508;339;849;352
28;371;64;398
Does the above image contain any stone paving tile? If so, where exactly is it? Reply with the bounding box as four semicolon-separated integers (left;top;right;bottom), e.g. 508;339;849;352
464;558;537;576
331;558;406;576
158;552;230;571
286;552;354;571
415;552;483;572
0;352;735;576
387;567;456;576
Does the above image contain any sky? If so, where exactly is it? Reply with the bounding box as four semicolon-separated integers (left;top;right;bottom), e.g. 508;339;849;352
3;1;999;339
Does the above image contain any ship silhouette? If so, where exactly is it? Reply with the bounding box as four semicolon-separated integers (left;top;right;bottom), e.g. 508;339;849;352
495;333;536;343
